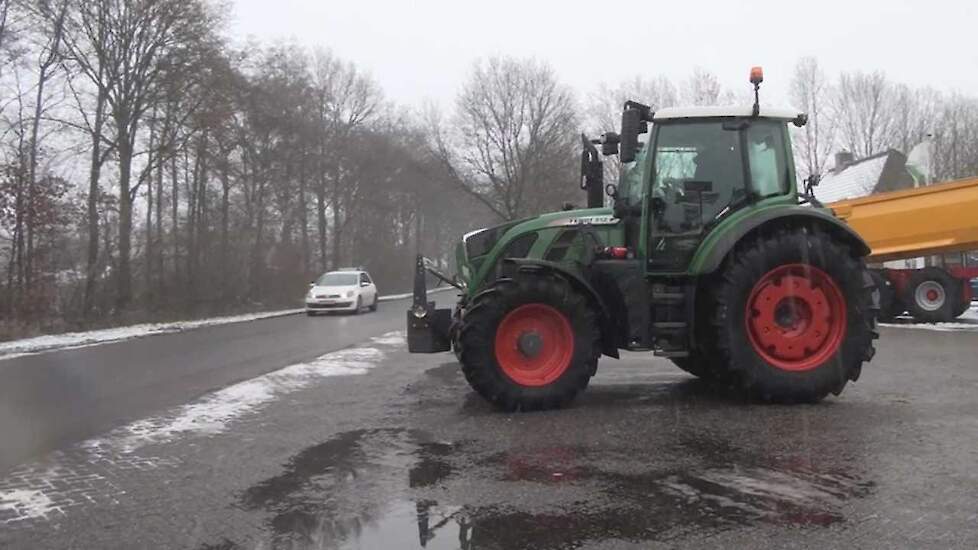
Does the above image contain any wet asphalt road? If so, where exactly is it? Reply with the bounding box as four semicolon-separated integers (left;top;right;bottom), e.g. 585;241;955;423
0;297;423;475
1;305;978;548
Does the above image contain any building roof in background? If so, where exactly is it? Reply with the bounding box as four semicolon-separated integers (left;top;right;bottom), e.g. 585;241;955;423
815;151;891;203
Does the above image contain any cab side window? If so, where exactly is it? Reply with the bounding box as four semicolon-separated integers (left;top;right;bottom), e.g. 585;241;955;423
360;273;371;285
747;121;789;198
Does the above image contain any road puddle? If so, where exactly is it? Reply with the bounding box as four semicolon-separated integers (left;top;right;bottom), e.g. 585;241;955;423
238;429;873;549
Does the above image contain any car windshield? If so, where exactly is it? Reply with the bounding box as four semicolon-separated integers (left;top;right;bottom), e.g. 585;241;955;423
316;273;358;286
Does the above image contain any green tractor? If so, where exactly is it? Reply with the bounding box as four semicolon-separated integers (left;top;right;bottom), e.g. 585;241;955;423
408;68;878;411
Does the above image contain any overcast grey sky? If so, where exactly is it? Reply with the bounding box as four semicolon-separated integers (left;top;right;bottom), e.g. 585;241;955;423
231;0;978;108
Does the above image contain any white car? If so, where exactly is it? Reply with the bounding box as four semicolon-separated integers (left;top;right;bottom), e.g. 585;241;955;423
306;269;379;315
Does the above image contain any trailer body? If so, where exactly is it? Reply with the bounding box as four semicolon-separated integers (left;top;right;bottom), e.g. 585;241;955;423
829;176;978;321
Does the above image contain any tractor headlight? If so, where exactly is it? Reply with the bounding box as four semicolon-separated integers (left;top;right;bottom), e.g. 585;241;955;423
412;305;428;319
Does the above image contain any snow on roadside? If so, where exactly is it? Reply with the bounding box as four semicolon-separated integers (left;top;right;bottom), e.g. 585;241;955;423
0;309;303;361
880;304;978;332
83;339;396;455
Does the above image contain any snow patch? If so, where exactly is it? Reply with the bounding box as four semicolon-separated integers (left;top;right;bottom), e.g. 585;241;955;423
0;309;304;361
83;343;390;455
0;488;58;522
879;305;978;332
371;331;407;346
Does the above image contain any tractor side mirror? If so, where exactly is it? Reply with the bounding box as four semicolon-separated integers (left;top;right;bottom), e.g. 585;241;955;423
619;101;651;163
619;109;642;163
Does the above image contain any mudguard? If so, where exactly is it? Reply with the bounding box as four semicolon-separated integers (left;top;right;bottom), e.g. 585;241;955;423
503;258;620;359
691;206;872;275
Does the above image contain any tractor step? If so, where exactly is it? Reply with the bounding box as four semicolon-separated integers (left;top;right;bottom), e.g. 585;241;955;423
654;350;690;358
651;291;685;303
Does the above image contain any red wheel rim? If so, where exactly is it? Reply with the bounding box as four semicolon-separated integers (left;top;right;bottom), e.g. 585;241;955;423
745;264;847;372
494;304;574;386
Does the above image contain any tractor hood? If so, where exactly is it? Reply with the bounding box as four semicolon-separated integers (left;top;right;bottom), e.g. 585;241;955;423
457;207;619;284
462;207;617;261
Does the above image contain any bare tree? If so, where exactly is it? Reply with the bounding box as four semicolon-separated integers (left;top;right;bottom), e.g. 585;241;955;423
831;70;895;159
445;56;578;220
790;56;834;179
61;0;218;308
682;67;724;106
23;0;68;290
889;84;941;155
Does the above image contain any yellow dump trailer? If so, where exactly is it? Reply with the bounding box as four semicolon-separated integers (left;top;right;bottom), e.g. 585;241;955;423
829;177;978;322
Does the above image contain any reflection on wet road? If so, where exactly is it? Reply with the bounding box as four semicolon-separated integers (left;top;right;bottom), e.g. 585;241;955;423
240;425;873;550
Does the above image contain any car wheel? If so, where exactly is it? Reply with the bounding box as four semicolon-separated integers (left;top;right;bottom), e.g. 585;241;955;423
306;311;316;317
354;296;362;314
370;294;379;312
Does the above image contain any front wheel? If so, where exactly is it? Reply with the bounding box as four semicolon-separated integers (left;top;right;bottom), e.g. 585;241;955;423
708;227;878;402
370;294;379;312
457;273;600;411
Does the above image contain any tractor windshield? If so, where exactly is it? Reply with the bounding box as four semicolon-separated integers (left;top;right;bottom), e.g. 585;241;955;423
651;121;745;236
652;121;745;213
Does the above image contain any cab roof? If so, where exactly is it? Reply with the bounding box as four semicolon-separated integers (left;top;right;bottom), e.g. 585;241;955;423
653;105;804;121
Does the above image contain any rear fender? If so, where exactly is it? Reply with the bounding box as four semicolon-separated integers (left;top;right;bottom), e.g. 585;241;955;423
503;258;619;359
692;207;872;275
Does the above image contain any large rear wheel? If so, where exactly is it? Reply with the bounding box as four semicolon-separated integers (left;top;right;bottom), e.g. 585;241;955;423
458;273;600;411
709;227;878;402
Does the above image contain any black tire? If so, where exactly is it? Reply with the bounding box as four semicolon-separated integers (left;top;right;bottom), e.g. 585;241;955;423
353;296;362;315
370;295;379;312
707;227;878;403
869;270;899;321
904;267;955;323
951;280;970;319
306;311;316;317
457;273;600;411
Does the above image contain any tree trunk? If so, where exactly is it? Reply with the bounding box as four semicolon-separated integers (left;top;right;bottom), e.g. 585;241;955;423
299;162;310;275
171;153;179;287
116;135;134;309
83;86;107;317
316;187;327;272
220;157;230;301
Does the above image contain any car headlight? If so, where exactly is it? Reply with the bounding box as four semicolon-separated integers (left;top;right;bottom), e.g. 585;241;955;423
346;290;354;298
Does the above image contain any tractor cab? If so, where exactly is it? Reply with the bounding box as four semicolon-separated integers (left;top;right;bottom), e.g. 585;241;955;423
616;105;807;273
584;68;809;275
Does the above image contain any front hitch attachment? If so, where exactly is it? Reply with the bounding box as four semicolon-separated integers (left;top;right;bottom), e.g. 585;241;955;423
407;255;453;353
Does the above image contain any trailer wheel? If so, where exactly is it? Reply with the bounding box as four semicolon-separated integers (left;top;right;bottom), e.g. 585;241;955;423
709;227;877;403
457;273;600;411
905;267;956;323
869;270;900;321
